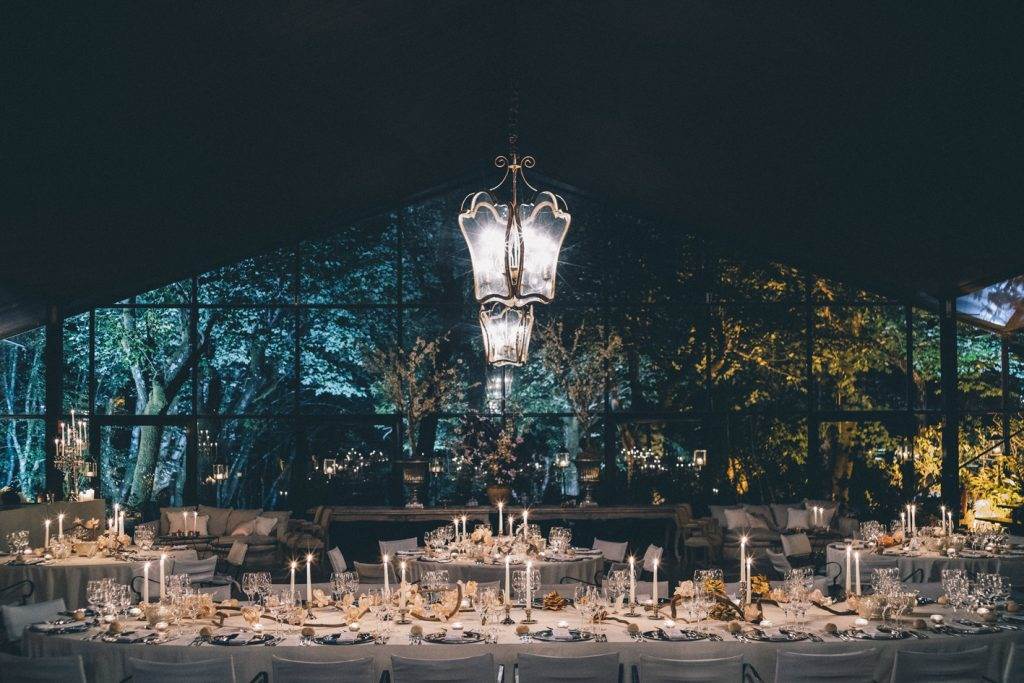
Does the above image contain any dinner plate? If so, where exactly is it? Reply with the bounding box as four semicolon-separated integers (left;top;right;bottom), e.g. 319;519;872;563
30;621;91;635
641;628;708;642
842;628;911;640
423;629;486;644
530;628;593;642
210;633;276;646
745;630;810;642
315;632;374;645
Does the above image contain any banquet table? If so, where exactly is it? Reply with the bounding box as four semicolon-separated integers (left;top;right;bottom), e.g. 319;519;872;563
0;549;198;609
21;601;1022;683
827;543;1024;586
408;554;604;587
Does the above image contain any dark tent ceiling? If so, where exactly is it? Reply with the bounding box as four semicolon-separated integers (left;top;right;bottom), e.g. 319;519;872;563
4;1;1023;334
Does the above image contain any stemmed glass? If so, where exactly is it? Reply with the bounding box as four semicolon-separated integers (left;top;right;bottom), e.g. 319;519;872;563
474;588;495;627
241;573;260;605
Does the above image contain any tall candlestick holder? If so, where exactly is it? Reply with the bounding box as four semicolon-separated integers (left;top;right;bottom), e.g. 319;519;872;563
521;606;536;625
501;603;515;625
624;601;641;618
395;606;410;625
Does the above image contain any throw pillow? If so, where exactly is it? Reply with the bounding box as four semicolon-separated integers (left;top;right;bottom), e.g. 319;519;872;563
193;515;209;536
253;516;278;536
231;520;256;536
745;513;770;529
168;513;192;535
786;508;810;530
781;532;812;557
723;508;750;529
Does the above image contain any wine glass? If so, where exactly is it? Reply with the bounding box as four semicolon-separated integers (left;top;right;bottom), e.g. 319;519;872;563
241;572;260;605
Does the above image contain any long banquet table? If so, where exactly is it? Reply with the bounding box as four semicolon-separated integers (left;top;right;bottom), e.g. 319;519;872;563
826;543;1024;586
0;549;199;609
408;555;603;586
22;601;1022;682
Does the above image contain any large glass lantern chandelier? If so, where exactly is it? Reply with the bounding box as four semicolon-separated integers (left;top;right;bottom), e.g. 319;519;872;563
459;84;571;367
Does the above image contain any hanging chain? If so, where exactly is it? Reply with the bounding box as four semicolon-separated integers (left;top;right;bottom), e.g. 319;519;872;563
507;73;519;158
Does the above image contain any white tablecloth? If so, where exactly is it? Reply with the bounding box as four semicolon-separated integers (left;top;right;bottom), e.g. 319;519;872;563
409;556;603;587
0;549;198;609
21;601;1022;683
827;544;1024;587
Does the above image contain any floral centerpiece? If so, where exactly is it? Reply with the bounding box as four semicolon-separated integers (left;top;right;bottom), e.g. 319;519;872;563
483;416;521;505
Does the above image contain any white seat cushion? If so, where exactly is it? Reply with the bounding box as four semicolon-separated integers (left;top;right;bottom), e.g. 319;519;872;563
1;598;66;642
592;538;628;562
781;532;813;558
328;547;347;573
642;544;663;572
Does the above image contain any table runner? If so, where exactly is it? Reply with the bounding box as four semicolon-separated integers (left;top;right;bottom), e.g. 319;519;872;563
409;556;602;586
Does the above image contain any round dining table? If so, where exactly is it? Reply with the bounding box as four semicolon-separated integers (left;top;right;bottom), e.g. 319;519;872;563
0;548;198;609
826;542;1024;586
21;598;1022;683
406;553;604;587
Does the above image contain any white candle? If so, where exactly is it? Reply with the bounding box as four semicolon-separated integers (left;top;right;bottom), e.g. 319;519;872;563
854;551;862;596
453;517;460;542
182;511;188;535
400;560;407;587
947;510;954;533
461;515;467;540
504;555;511;603
306;554;313;603
739;535;747;586
911;504;917;535
940;505;946;534
119;511;125;536
143;562;150;603
526;560;534;607
844;544;852;596
652;558;659;606
290;561;297;598
522;510;529;539
382;554;390;596
44;519;50;549
746;556;753;604
192;511;198;534
159;553;167;601
628;556;636;605
498;502;504;535
57;513;64;540
900;511;906;536
508;514;515;536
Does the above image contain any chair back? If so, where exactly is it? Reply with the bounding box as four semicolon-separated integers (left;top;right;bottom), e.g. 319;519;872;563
891;646;991;683
226;541;247;567
781;532;812;558
272;655;373;682
328;547;348;573
0;652;87;683
1005;642;1023;683
391;653;494;682
774;649;877;682
1;597;65;643
766;549;793;578
355;561;397;583
638;654;743;683
517;653;619;683
128;656;237;683
642;544;664;572
379;537;418;559
172;556;217;582
131;561;167;601
592;538;628;562
635;581;669;602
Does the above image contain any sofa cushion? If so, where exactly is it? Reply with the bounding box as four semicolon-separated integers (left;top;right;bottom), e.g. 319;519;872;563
770;504;797;530
226;508;262;535
199;505;232;537
708;505;743;529
159;506;196;536
258;510;292;541
787;508;811;530
725;528;777;544
804;500;838;528
743;505;776;530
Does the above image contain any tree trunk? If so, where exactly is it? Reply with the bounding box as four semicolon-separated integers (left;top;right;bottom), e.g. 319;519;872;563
127;381;168;507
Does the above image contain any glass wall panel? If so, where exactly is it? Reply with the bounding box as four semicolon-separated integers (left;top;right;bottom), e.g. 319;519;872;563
0;418;46;500
301;215;397;304
400;196;472;304
199;309;295;415
814;306;908;410
725;416;807;503
511;306;590;415
199;248;294;304
715;258;805;302
818;420;906;519
614;419;705;504
63;312;90;413
201;419;294;509
305;421;396;506
117;279;192;305
400;307;480;415
301;308;398;413
712;305;806;410
0;326;45;415
606;221;699;305
913;308;942;410
101;424;188;507
94;308;193;415
958;321;1003;411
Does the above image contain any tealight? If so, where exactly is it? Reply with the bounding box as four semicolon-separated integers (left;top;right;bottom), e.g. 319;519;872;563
930;614;944;624
451;622;463;630
663;620;676;628
155;621;168;632
349;621;361;632
854;618;869;628
103;613;116;623
760;620;773;628
128;607;141;618
977;607;990;616
557;620;570;629
252;623;264;633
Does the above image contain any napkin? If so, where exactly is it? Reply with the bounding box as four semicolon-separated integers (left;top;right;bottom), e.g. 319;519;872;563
551;626;574;641
108;629;158;643
661;626;688;641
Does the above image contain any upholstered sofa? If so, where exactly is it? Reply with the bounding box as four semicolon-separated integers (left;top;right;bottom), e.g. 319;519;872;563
709;500;856;561
145;505;292;569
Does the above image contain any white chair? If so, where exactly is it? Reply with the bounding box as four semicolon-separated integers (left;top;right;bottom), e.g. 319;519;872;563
635;581;669;602
0;652;87;683
391;653;498;682
775;649;877;682
637;654;743;683
517;653;620;683
379;537;418;559
641;544;663;573
127;656;237;683
354;561;397;584
781;532;812;559
890;646;991;683
172;556;217;582
0;598;65;643
592;538;628;562
1004;642;1023;683
273;655;373;682
131;561;168;602
328;547;348;573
